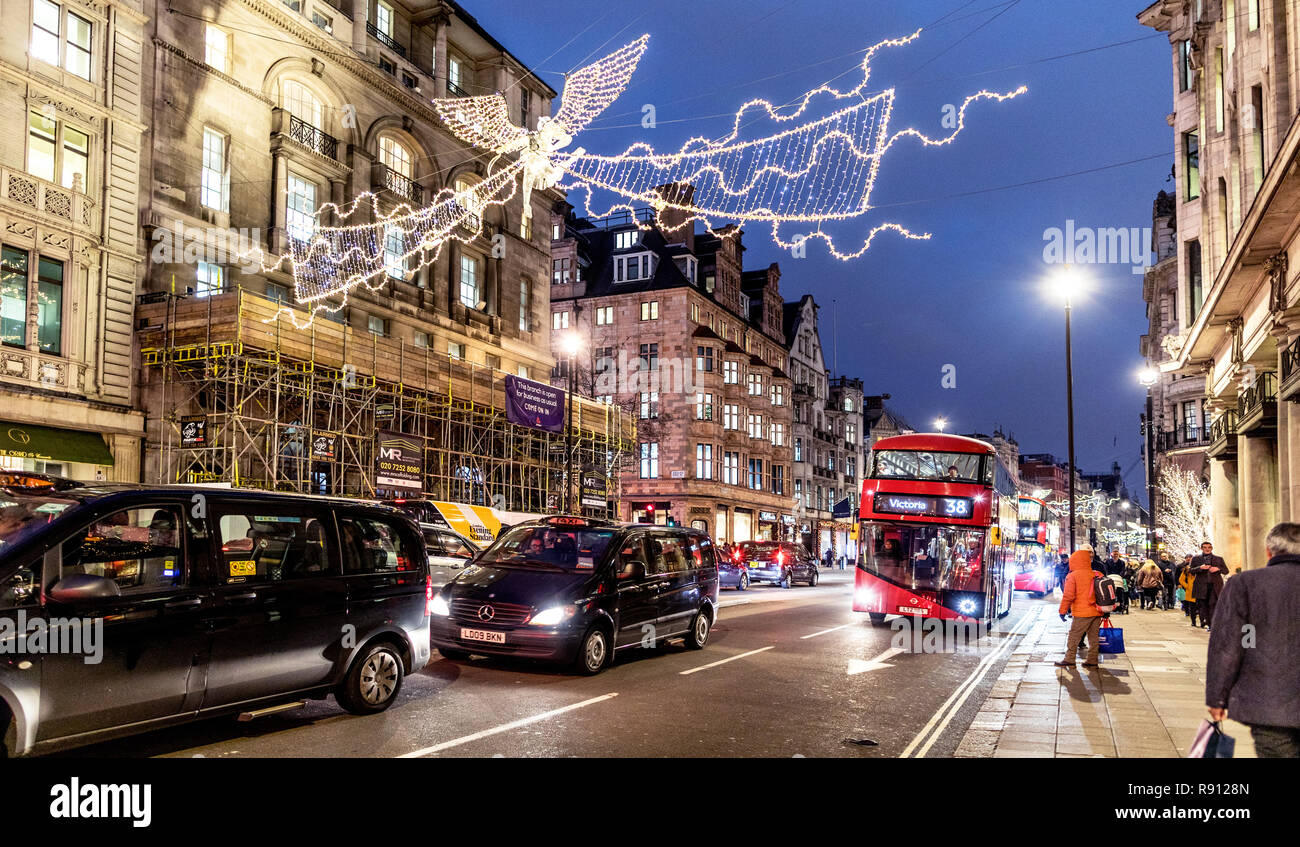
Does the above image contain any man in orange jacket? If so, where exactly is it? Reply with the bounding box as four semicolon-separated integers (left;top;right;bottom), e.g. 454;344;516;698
1055;546;1106;668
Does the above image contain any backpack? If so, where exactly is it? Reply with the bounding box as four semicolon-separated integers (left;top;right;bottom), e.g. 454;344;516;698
1093;573;1118;613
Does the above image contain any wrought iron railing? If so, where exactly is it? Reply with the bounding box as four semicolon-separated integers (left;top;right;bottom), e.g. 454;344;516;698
379;165;422;204
289;115;338;159
1210;409;1238;444
366;22;406;58
1156;424;1210;451
447;79;469;98
1240;370;1277;418
1281;338;1300;397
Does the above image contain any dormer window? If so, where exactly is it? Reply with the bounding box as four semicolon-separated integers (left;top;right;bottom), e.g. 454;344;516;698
614;252;654;283
675;255;697;283
615;230;639;250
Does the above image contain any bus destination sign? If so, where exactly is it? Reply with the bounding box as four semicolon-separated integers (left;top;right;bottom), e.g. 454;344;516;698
874;493;973;519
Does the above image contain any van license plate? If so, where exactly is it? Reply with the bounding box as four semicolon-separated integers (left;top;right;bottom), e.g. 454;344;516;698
461;628;505;644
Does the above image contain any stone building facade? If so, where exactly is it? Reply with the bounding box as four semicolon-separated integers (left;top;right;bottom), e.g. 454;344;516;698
550;198;796;542
0;0;148;480
1140;0;1300;570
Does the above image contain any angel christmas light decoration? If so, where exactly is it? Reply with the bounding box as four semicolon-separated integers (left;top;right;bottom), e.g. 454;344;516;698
264;30;1024;324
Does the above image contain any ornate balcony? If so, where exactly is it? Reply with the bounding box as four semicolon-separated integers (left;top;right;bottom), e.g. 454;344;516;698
1206;409;1238;459
289;115;338;160
1281;337;1300;403
446;79;469;98
376;164;422;204
366;22;406;58
1238;370;1277;435
1;166;97;234
1156;424;1210;452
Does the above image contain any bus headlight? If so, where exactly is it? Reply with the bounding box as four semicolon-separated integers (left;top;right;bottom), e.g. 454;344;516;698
957;598;978;615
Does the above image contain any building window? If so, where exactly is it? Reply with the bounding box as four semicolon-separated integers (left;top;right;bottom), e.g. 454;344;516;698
638;343;659;373
770;384;785;406
1247;0;1259;31
265;281;289;304
311;10;333;33
639;392;659;420
639;442;659;479
640;300;659;321
1250;85;1265;194
690;303;699;323
748;459;763;491
616;253;653;282
1184;131;1199;201
748;372;763;396
1183;400;1199;437
384;225;408;280
723;360;739;384
375;0;394;37
379;136;413;178
448;341;464;360
1;246;28;349
551;257;571;285
794;437;803;463
615;230;638;250
696;444;713;480
283;80;323;128
1178;39;1192;92
459;254;480;309
696;346;713;372
286;172;316;242
595;305;613;325
1187;240;1203;322
771;422;785;447
35;256;61;355
847;422;857;444
196;262;223;297
367;315;387;336
552;311;569;330
772;465;785;496
748;413;763;439
202;127;229;212
519;87;531;130
448;56;464;93
696;392;713;421
517;365;530;379
205;25;229;74
31;1;92;80
413;330;428;348
519;280;532;332
723;452;739;486
1214;48;1224;133
723;404;740;431
28;111;88;191
551;223;561;241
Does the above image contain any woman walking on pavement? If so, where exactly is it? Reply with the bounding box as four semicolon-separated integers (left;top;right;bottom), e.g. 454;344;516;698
1137;558;1163;609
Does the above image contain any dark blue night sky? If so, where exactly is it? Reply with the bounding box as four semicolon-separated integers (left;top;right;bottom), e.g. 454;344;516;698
466;0;1174;505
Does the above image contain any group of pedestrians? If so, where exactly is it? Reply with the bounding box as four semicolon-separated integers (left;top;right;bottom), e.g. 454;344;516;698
1049;524;1300;758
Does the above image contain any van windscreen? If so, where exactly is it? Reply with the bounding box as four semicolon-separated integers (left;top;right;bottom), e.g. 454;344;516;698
0;494;77;551
479;525;617;571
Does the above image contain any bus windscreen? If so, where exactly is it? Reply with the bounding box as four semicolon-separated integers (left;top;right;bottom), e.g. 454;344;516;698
873;450;985;484
860;522;986;592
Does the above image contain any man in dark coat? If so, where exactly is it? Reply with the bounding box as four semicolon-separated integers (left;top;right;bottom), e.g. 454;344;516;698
1159;553;1176;609
1206;523;1300;757
1055;553;1070;592
1190;541;1227;629
1105;549;1127;576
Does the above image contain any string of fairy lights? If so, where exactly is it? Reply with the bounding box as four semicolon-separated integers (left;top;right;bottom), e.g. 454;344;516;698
249;29;1026;324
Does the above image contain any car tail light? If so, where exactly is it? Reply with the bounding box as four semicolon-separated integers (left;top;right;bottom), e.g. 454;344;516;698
425;574;434;615
777;550;785;566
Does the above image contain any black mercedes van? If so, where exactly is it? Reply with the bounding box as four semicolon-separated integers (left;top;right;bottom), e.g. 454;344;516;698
0;479;431;756
430;516;720;674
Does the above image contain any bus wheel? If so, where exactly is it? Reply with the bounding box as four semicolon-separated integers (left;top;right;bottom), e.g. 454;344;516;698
868;613;887;626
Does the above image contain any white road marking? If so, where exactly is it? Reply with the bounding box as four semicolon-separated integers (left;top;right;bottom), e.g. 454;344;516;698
719;599;753;608
899;608;1041;758
396;693;619;758
679;646;775;675
802;623;853;640
847;646;906;675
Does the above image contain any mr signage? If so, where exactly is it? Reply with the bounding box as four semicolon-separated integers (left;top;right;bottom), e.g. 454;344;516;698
505;375;564;433
580;471;607;510
375;430;422;494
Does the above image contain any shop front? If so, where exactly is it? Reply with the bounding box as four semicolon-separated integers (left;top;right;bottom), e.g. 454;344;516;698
0;421;117;481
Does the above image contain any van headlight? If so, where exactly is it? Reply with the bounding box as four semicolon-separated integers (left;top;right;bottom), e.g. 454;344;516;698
529;606;577;626
430;593;450;616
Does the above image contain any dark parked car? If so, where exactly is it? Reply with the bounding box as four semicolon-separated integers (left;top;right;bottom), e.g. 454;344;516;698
717;545;751;590
736;541;819;588
0;479;431;757
430;516;720;674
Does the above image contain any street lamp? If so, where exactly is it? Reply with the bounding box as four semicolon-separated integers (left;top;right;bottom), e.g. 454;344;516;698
1138;365;1159;560
1046;265;1086;551
560;331;583;514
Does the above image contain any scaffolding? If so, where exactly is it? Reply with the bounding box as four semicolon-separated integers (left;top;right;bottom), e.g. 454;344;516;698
136;288;635;514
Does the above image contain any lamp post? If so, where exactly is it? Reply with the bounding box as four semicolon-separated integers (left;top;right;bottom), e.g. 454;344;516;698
1048;266;1082;552
1138;366;1159;560
560;331;583;514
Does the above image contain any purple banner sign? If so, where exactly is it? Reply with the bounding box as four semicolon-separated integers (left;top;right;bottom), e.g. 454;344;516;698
505;375;565;433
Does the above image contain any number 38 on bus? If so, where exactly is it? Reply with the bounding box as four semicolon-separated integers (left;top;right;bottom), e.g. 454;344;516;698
853;433;1018;626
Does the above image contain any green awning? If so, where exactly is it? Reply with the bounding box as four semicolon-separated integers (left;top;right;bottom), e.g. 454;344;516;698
0;422;114;466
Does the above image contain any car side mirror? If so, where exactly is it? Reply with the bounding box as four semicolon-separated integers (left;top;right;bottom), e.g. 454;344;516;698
48;573;121;604
619;561;646;580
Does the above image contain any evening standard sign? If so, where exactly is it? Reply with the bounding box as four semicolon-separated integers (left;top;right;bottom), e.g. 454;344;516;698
376;430;422;494
505;375;564;433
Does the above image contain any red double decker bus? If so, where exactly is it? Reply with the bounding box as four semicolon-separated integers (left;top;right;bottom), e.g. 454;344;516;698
1013;496;1060;597
854;433;1017;625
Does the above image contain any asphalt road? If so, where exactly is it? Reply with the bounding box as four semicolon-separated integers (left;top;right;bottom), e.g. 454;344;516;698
63;572;1054;758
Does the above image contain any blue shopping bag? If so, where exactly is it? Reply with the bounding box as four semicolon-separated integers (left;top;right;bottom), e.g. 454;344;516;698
1098;619;1125;654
